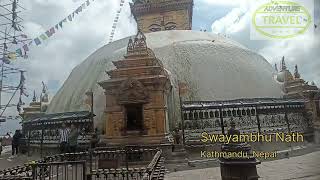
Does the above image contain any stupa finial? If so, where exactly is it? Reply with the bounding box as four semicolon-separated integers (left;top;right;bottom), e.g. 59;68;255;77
294;64;300;79
42;81;48;94
32;90;37;102
41;82;49;103
281;56;286;71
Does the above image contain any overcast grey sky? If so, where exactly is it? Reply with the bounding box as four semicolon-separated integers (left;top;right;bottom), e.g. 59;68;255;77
0;0;319;134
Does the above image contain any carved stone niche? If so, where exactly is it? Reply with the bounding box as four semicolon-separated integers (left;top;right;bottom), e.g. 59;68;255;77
117;78;149;105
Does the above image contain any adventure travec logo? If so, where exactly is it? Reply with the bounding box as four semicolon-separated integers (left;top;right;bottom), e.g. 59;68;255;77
251;0;314;39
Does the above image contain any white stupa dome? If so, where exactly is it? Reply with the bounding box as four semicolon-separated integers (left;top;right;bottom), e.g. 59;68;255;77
46;30;282;126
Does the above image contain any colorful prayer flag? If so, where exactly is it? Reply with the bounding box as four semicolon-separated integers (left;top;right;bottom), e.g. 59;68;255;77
75;6;82;14
45;27;55;37
34;37;41;45
40;34;48;40
16;49;23;57
59;18;67;28
12;0;97;60
1;57;10;64
58;20;63;28
23;44;29;51
8;52;17;60
68;14;73;22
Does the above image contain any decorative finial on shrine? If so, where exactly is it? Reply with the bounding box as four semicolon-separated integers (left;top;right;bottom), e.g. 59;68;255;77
127;29;147;55
127;38;134;54
294;64;300;79
274;63;278;72
32;90;37;102
281;56;286;71
135;29;146;42
42;81;47;94
41;82;49;103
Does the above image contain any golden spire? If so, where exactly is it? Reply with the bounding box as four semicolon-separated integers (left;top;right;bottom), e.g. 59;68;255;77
294;64;300;79
281;56;286;71
32;90;37;102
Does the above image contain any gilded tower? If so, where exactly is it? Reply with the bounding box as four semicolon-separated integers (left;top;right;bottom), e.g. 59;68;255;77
130;0;193;33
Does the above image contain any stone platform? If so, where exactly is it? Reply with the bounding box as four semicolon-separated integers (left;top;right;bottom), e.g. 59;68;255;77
165;150;320;180
100;134;170;145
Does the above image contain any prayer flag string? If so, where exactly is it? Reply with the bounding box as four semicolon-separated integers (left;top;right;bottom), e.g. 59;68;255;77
7;0;95;62
108;0;125;43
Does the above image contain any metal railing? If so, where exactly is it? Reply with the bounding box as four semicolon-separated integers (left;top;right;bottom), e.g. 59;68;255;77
0;147;166;180
181;99;313;144
0;161;86;180
89;149;165;180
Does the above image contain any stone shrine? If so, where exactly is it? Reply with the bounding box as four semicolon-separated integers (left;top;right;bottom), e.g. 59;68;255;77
98;30;171;145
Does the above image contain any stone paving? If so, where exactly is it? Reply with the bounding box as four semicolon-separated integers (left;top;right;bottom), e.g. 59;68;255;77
165;151;320;180
0;147;40;170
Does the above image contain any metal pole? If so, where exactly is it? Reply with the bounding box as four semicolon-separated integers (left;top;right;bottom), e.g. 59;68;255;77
27;130;31;156
0;28;8;112
40;122;44;158
85;91;94;180
283;104;293;152
219;106;225;135
0;62;3;110
125;147;129;180
178;85;185;145
284;104;291;134
82;161;87;180
255;105;261;134
86;91;94;132
89;149;93;179
40;90;42;112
